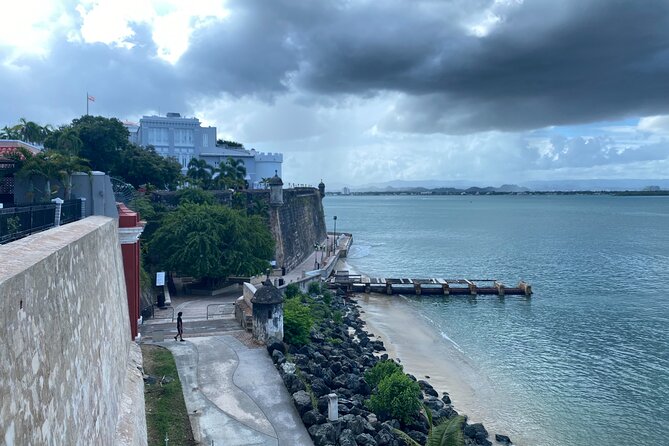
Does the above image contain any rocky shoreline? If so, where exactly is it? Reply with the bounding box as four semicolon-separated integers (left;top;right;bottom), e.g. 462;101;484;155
268;291;513;446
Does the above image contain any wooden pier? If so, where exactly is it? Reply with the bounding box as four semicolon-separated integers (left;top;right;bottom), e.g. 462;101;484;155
328;271;532;296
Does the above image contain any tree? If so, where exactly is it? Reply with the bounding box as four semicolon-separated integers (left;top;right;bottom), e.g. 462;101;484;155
150;203;274;285
17;151;59;201
48;115;130;173
185;158;213;189
50;152;91;199
212;157;247;190
176;187;215;205
118;144;182;190
395;415;466;446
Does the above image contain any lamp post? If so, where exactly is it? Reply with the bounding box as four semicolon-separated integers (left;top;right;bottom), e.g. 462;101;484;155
333;216;337;252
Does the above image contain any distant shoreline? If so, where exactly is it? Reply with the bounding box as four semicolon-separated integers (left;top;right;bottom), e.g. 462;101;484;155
327;190;669;197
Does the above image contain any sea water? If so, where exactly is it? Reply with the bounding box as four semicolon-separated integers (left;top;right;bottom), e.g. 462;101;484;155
324;194;669;446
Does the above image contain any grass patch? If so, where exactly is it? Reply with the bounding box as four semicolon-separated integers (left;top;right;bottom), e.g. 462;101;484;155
141;345;196;446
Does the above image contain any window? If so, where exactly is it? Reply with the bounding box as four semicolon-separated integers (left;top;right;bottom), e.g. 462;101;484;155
203;133;209;147
148;128;169;145
174;129;194;146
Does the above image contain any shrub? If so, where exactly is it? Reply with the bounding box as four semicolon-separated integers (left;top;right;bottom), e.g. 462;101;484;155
284;283;300;299
283;297;314;346
366;372;422;424
308;281;322;295
322;289;333;305
364;360;404;389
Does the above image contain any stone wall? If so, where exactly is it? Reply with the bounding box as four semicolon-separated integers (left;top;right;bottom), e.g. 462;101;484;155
0;217;145;445
270;188;327;271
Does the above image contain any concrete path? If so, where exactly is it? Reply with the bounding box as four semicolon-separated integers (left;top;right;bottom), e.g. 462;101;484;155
161;335;313;446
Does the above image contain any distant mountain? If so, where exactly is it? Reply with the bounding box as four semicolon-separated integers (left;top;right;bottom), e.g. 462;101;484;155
336;178;669;192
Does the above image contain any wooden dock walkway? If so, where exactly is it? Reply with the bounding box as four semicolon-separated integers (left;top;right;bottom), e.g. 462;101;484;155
327;271;532;296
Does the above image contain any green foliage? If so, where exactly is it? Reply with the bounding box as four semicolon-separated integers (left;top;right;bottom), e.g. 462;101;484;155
217;139;243;147
327;337;342;345
118;144;182;190
322;290;333;305
176;187;215;205
364;360;404;389
308;281;322;295
366;372;422;424
332;310;343;324
150;203;274;284
426;416;466;446
284;283;300;299
283;297;314;346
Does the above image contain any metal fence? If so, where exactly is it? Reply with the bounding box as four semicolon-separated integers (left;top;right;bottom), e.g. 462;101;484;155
0;199;84;244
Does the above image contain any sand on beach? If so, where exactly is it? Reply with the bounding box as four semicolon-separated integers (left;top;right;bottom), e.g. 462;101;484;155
355;292;530;445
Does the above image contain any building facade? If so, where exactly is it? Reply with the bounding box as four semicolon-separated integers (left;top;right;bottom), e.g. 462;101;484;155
128;113;282;188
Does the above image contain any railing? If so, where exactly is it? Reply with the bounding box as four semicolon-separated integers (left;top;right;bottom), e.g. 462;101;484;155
0;199;84;245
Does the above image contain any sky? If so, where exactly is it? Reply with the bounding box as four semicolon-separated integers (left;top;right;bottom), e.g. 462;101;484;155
1;0;669;187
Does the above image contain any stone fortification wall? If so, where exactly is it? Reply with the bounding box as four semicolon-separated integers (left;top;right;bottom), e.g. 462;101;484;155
0;217;143;445
270;188;327;271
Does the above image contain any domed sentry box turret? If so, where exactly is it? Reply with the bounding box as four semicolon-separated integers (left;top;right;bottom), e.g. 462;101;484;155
251;280;284;343
318;179;325;198
269;171;284;206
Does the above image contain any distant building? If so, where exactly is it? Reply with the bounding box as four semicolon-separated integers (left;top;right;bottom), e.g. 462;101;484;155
342;187;351;195
126;113;282;188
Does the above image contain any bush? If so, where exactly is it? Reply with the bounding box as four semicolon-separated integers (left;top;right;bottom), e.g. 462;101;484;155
364;360;404;389
308;281;322;295
285;283;300;299
366;372;422;424
283;298;314;346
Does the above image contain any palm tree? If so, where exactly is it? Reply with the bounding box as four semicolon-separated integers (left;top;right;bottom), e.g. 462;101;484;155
212;157;246;190
17;152;58;201
394;412;466;446
51;152;91;199
0;125;20;139
186;158;213;189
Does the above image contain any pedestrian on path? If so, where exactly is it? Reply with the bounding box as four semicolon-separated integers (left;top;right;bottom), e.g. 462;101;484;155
174;311;184;341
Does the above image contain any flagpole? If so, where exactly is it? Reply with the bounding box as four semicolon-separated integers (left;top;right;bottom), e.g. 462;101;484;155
86;92;89;115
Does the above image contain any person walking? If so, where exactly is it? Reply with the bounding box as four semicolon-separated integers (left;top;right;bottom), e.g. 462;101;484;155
174;311;184;341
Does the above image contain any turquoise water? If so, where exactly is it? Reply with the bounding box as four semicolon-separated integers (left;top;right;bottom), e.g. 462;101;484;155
324;195;669;446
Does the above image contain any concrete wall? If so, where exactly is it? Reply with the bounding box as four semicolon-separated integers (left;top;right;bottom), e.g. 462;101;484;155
13;171;118;219
270;189;327;271
0;217;145;445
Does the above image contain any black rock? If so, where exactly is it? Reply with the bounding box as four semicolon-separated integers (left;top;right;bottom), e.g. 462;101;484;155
292;390;313;416
375;428;396;446
283;373;306;394
271;349;285;365
464;423;491;445
441;393;452;405
266;336;285;355
423;396;445;412
302;409;326;427
418;380;439;398
407;430;428;445
311;378;331;397
341;414;365;435
339;429;357;446
356;433;378;446
495;434;512;445
308;422;337;446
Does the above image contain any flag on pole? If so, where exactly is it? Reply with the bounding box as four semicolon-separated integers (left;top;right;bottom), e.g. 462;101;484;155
87;94;95;102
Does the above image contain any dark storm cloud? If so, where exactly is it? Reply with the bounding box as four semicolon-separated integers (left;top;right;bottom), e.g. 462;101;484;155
179;0;669;132
3;0;669;134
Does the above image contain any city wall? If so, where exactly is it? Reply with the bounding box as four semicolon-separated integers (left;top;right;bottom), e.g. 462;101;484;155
270;188;327;271
0;217;146;445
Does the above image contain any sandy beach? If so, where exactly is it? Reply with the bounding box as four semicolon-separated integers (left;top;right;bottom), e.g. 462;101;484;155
355;293;526;444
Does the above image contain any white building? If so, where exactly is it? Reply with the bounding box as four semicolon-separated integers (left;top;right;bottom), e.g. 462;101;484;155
127;113;282;188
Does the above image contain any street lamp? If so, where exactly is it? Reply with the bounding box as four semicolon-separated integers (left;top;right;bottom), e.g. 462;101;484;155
333;215;337;252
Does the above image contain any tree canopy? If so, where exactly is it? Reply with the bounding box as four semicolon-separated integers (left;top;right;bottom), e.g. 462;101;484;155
150;203;274;284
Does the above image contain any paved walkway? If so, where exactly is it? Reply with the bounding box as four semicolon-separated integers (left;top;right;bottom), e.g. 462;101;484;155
160;335;313;446
138;236;355;445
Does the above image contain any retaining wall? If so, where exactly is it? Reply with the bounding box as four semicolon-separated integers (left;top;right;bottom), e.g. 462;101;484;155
0;217;145;445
